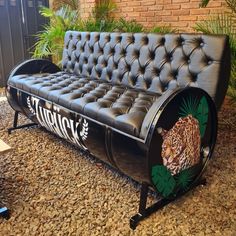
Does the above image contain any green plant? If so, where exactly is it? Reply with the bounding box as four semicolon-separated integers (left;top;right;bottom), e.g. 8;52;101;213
195;0;236;103
33;0;177;64
53;0;79;10
80;18;117;32
150;25;178;34
115;18;144;32
92;0;117;21
33;6;81;64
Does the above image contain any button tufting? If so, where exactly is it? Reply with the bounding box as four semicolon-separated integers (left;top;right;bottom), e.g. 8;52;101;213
149;51;155;60
160;37;165;45
117;36;122;43
140;67;145;74
143;36;149;45
154;68;160;76
111;48;115;54
131;35;135;43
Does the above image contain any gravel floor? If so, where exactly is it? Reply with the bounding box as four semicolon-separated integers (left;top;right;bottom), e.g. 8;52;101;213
0;88;235;236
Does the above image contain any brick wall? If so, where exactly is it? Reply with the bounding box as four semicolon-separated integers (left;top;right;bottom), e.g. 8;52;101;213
110;0;227;32
50;0;227;32
80;0;96;18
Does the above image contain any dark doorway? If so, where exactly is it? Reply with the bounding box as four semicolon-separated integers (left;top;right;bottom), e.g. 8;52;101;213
0;0;49;86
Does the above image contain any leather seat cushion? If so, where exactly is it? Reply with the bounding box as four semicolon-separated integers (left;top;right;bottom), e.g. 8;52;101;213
8;72;158;137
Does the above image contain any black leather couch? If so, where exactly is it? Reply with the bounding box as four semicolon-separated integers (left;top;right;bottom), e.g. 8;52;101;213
6;31;231;228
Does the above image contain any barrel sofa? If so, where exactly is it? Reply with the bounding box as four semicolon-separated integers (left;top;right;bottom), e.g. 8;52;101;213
6;31;231;229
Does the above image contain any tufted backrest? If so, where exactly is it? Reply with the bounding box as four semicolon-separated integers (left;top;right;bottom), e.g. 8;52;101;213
62;31;231;109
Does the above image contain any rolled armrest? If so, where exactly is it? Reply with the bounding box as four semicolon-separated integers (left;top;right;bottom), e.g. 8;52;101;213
6;59;61;112
8;59;61;80
140;89;179;140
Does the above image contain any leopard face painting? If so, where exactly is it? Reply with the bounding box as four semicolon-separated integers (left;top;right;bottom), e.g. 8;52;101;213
158;115;201;176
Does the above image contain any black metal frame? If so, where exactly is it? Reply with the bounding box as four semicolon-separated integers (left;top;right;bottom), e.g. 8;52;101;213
130;178;207;230
8;111;37;134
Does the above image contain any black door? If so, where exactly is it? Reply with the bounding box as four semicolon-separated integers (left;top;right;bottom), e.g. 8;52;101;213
0;0;49;86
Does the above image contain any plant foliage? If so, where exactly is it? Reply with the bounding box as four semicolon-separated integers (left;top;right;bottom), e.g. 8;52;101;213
196;0;236;103
92;0;117;21
53;0;79;10
33;0;177;65
33;6;81;64
150;25;178;34
115;18;144;32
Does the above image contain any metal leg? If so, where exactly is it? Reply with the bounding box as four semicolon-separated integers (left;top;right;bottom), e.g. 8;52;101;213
0;207;10;219
130;178;207;230
8;111;37;134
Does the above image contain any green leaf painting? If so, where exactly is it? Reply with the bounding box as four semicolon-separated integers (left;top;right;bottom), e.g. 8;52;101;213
179;96;209;137
179;96;198;117
195;96;209;137
175;167;196;191
151;165;176;198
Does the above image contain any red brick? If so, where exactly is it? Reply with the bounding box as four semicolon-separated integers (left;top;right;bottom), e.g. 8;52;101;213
163;0;171;3
142;1;156;6
133;6;148;12
80;0;228;32
156;11;172;16
126;1;141;6
181;3;200;9
141;12;155;17
179;16;198;21
164;4;181;10
148;5;164;11
207;1;222;7
190;9;210;15
162;16;179;22
172;9;190;16
172;0;190;3
127;12;140;17
171;22;188;27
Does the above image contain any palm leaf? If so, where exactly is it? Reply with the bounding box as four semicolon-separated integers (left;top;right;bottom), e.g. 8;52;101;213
195;96;209;137
194;13;236;103
199;0;210;7
150;25;177;33
175;164;200;191
151;165;176;198
179;96;198;117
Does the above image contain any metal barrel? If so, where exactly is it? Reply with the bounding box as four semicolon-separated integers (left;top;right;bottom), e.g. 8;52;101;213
6;86;217;198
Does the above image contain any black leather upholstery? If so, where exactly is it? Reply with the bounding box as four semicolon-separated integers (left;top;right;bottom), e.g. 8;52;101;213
62;32;230;109
8;71;158;137
8;31;230;138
